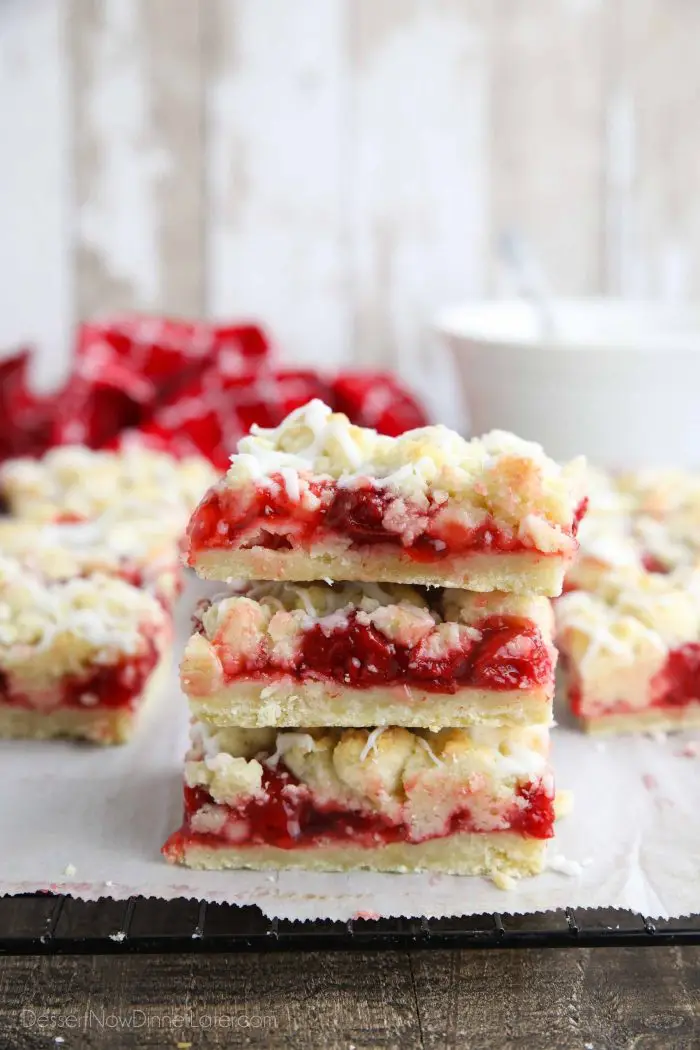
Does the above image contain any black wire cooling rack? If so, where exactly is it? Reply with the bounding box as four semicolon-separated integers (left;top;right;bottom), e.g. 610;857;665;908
1;895;700;954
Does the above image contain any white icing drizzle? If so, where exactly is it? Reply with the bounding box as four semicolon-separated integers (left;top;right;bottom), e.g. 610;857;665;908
359;727;387;762
465;725;550;778
291;586;320;620
280;467;301;503
317;609;352;635
416;736;444;767
191;721;221;761
265;732;317;769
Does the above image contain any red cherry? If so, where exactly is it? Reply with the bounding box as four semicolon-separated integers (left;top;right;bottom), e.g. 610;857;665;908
656;643;700;707
348;623;400;685
326;488;391;542
469;618;551;689
510;782;555;838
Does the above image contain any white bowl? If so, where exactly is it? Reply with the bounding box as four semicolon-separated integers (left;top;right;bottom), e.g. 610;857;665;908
436;298;700;467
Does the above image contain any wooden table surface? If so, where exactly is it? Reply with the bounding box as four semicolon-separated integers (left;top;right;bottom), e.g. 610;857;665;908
1;946;698;1049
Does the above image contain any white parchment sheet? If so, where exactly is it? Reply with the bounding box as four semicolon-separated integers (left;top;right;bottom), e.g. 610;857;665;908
1;580;699;921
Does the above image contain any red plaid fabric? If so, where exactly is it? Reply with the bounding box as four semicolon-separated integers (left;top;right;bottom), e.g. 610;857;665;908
0;316;428;465
0;350;55;460
331;372;429;436
51;317;273;448
133;368;332;469
75;317;270;395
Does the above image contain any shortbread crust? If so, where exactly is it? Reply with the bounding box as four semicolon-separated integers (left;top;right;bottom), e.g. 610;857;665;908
187;680;553;730
578;704;700;737
190;546;568;595
164;830;547;877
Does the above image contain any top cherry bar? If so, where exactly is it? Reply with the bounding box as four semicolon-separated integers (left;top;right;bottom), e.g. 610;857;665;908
185;400;586;596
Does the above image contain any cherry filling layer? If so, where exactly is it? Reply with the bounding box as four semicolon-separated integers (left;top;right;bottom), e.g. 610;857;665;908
164;764;555;857
569;641;700;717
205;613;554;694
187;479;584;562
0;637;161;713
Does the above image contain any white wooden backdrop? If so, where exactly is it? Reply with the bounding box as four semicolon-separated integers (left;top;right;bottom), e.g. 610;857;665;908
2;0;700;417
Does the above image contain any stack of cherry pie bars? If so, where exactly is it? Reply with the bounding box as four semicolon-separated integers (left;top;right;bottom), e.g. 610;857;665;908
165;400;586;882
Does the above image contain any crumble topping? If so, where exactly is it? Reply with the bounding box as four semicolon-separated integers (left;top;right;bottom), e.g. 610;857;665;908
186;752;265;805
0;555;166;674
0;512;179;582
185;721;551;840
223;400;585;533
0;445;216;522
197;581;552;643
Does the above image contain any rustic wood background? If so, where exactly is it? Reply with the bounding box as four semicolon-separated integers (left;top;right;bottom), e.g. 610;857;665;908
1;944;700;1050
2;945;700;1048
2;0;699;406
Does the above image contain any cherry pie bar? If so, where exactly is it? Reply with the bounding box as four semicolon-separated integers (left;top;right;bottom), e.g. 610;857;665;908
185;400;585;596
556;566;700;734
163;722;554;877
181;581;557;730
0;555;170;744
0;444;216;525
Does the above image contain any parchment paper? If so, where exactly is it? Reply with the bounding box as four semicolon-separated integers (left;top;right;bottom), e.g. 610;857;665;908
2;580;699;921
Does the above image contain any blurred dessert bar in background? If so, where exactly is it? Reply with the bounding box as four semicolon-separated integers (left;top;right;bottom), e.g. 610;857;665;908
0;556;170;744
557;566;700;735
558;464;700;735
568;465;700;591
0;445;217;743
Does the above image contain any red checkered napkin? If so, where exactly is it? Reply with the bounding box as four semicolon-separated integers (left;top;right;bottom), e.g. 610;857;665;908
0;317;428;465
